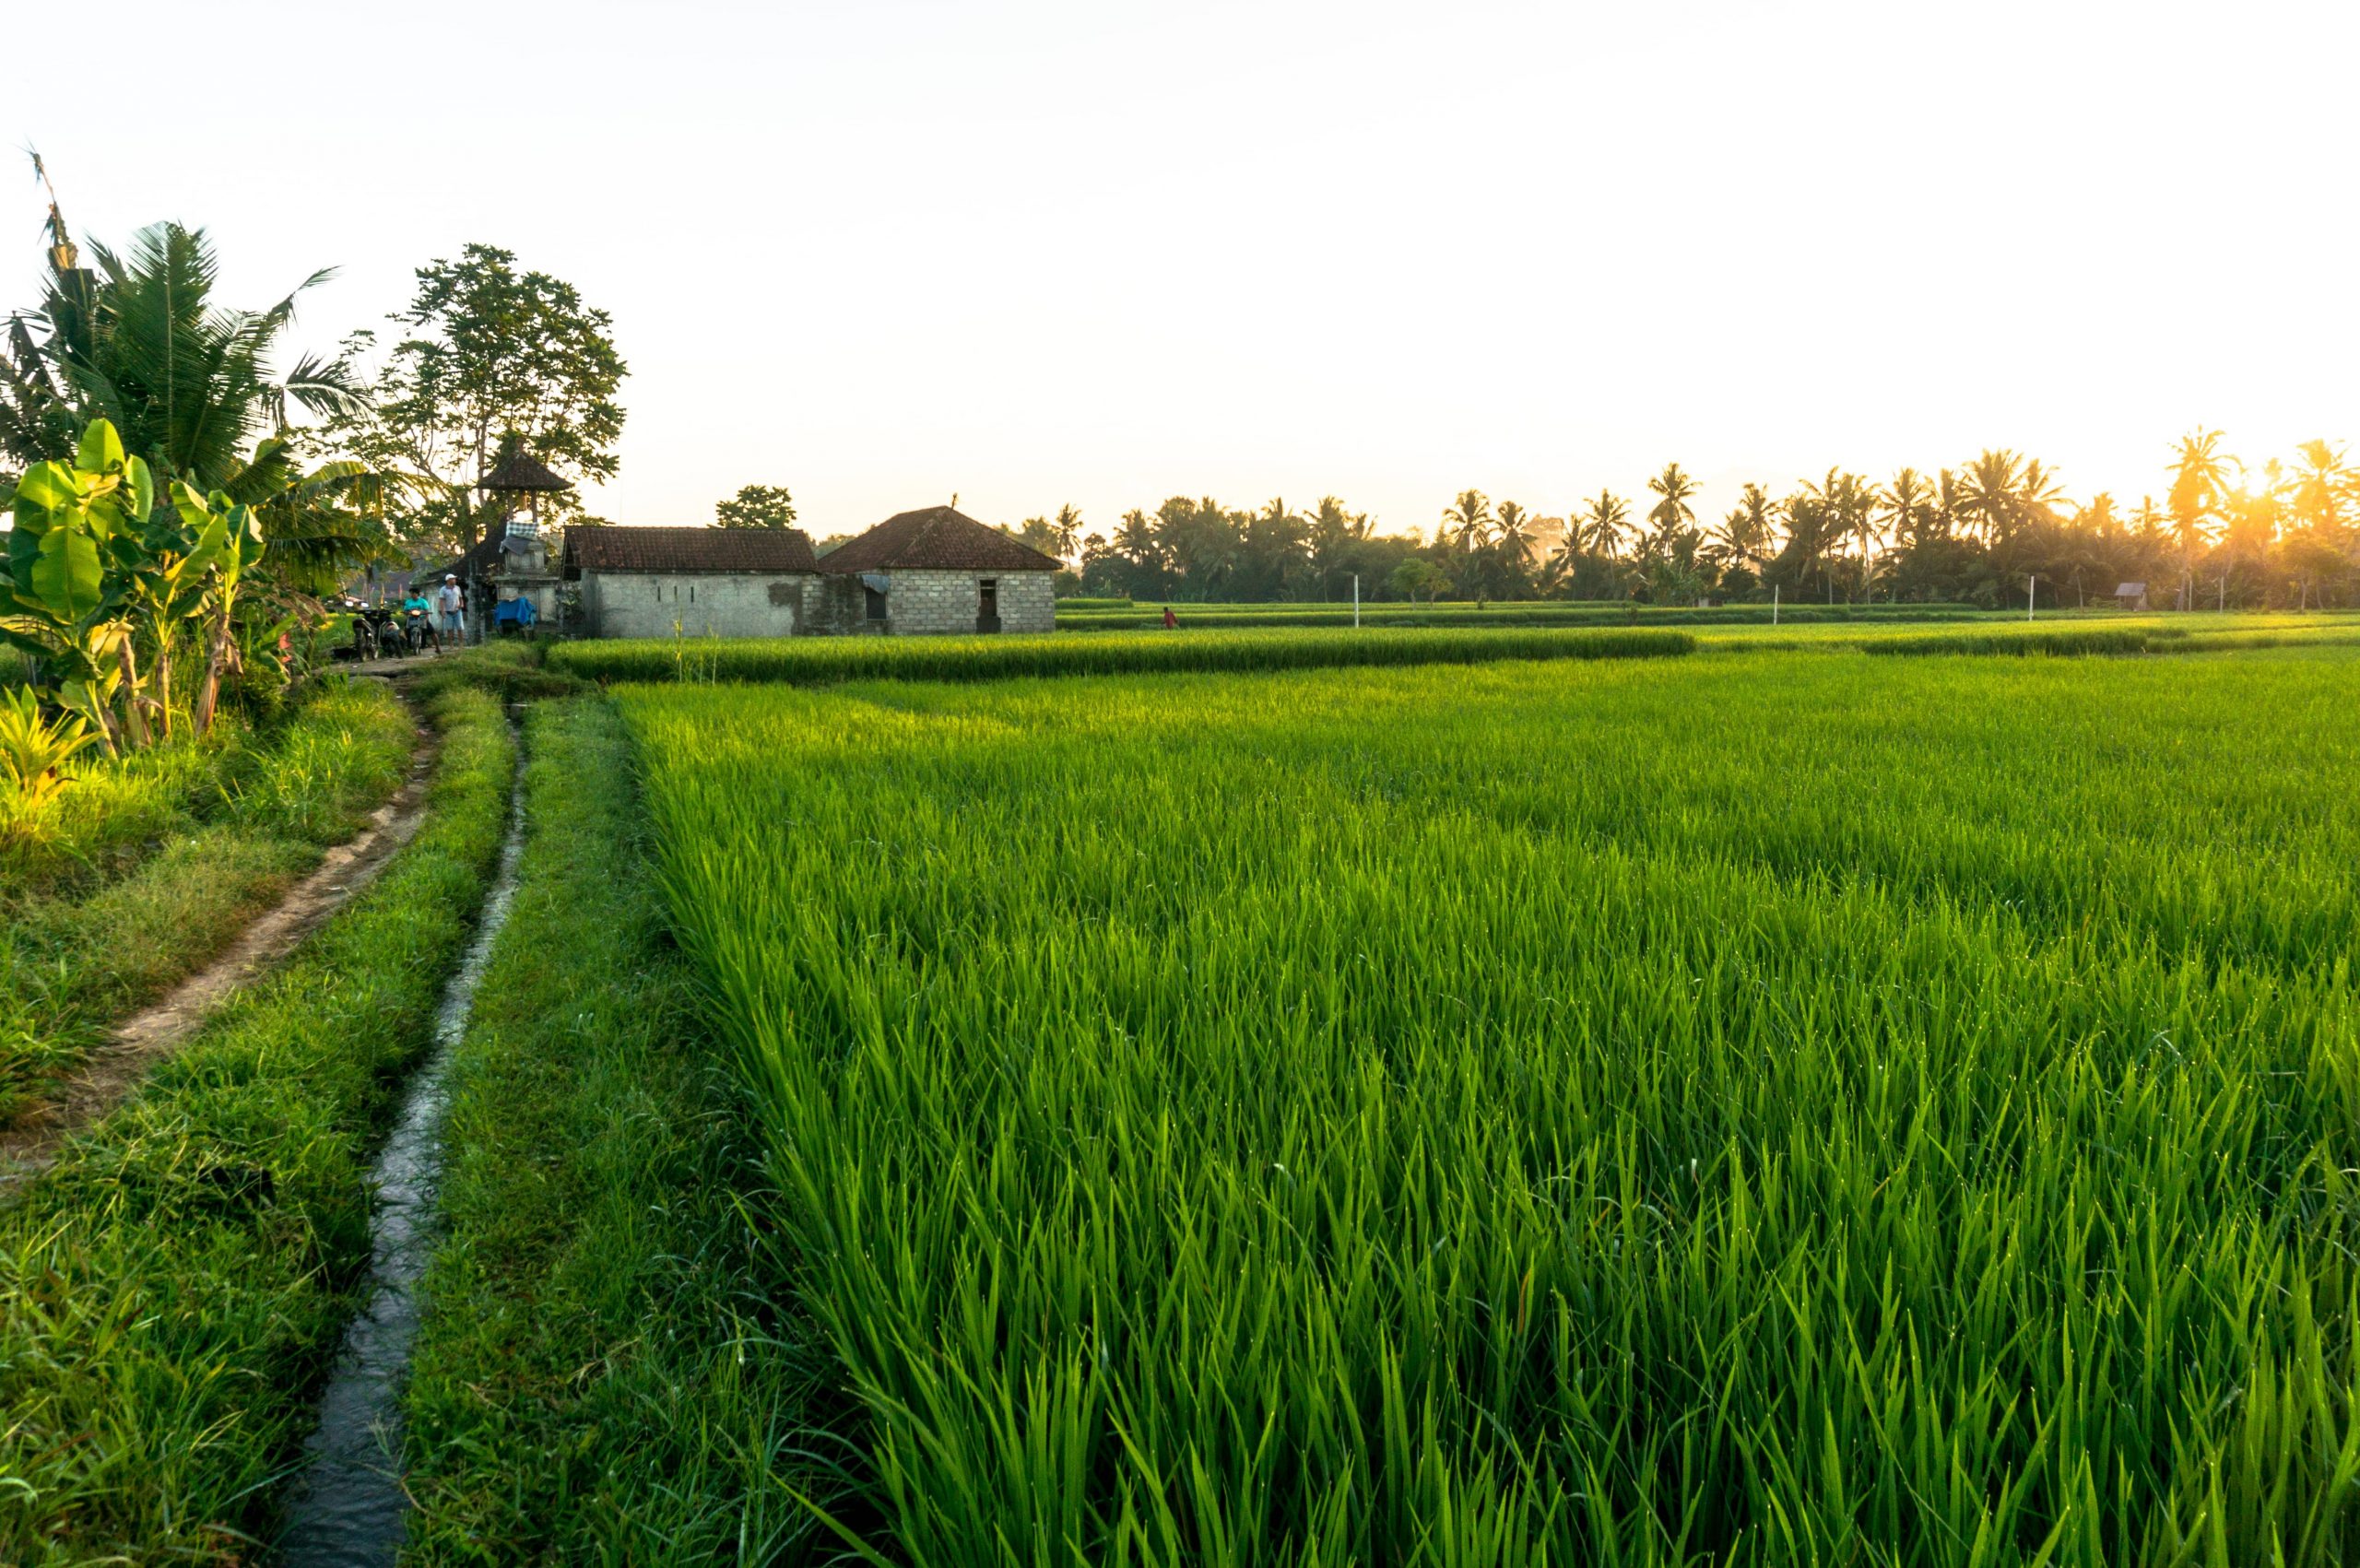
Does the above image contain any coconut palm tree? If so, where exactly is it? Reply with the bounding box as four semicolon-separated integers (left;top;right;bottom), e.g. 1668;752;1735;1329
2;218;413;590
1581;490;1631;560
1051;503;1083;560
1492;500;1535;563
2;221;365;487
1646;462;1699;538
2168;429;2232;606
1713;483;1776;572
1955;450;2024;543
1878;469;1933;549
2289;440;2348;537
1440;489;1493;555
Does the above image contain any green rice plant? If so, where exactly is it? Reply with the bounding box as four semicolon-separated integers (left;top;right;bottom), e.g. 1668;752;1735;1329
622;644;2360;1566
1856;626;2156;656
550;626;1693;686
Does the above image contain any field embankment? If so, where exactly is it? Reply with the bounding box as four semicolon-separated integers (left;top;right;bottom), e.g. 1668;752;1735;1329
1053;598;1995;631
0;689;514;1562
395;697;822;1562
620;644;2360;1563
0;682;416;1121
549;624;1693;685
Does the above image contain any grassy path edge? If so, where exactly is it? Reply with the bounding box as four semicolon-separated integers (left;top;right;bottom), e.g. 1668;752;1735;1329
397;696;826;1564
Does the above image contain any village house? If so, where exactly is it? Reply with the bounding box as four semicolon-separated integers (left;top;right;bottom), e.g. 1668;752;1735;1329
565;525;820;639
560;505;1059;639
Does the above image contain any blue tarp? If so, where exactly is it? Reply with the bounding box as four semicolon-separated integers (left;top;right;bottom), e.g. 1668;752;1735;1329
493;596;537;627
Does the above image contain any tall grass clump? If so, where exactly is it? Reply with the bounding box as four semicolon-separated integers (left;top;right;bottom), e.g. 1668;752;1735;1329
551;625;1691;686
624;646;2360;1566
0;681;415;1118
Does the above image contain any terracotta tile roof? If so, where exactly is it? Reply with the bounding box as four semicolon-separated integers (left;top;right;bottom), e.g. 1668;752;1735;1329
820;506;1061;574
562;525;819;574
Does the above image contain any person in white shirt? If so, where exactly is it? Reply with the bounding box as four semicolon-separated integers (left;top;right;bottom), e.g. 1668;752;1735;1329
435;575;465;647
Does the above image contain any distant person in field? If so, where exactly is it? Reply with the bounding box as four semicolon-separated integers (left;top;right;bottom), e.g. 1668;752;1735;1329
1162;605;1178;630
436;575;464;646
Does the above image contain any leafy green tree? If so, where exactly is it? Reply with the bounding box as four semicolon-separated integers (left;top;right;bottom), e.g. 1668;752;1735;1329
360;243;627;550
1051;503;1083;560
714;484;796;529
1388;556;1451;604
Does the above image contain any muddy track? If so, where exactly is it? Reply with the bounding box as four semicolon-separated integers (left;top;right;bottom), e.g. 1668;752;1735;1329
0;693;442;1196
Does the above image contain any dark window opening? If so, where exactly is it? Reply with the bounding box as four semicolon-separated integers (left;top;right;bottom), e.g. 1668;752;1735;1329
865;585;887;621
978;578;1001;634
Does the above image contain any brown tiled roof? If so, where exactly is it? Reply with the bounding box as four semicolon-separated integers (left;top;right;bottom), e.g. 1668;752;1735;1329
479;449;572;492
562;525;819;575
820;506;1061;574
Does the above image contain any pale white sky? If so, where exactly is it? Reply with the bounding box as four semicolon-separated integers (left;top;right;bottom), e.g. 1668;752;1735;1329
8;0;2355;539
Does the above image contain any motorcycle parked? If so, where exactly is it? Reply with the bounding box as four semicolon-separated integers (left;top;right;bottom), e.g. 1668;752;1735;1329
354;604;407;660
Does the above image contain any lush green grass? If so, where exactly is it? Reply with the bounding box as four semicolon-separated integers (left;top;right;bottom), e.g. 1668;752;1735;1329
407;642;591;706
549;626;1693;686
0;689;514;1564
623;645;2360;1565
397;697;823;1564
0;682;416;1120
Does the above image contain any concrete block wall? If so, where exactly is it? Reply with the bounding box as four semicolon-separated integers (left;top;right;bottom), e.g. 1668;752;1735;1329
878;570;1056;635
997;572;1056;633
882;570;985;634
583;571;812;640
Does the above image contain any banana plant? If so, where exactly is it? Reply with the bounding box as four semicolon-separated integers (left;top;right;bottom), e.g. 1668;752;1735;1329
171;480;266;736
3;419;151;751
112;504;226;738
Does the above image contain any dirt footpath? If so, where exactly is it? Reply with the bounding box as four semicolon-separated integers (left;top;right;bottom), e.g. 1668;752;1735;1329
0;703;442;1196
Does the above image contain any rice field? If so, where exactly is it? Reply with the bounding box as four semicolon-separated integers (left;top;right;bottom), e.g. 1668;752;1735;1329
621;644;2360;1565
548;624;1693;686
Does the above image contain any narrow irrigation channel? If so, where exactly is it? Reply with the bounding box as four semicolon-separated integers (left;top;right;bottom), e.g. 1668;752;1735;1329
276;730;529;1567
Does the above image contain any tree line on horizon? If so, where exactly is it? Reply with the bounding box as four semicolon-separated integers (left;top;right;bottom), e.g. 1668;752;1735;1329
994;441;2359;609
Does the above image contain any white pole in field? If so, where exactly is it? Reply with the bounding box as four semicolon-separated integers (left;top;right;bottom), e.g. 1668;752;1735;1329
1772;584;1778;626
1353;574;1361;629
2027;575;2036;620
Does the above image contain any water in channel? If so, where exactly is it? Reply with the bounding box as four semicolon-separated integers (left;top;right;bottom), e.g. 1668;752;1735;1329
277;759;528;1566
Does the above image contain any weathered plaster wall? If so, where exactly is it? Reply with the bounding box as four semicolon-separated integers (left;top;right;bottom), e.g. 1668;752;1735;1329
582;571;812;639
802;574;881;637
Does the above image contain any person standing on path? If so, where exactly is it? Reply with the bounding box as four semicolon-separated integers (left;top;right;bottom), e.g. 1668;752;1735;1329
435;575;465;648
